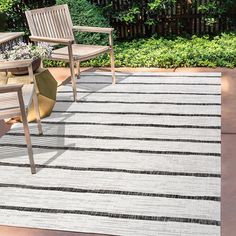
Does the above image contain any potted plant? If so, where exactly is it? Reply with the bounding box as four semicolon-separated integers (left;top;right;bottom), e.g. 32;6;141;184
0;42;52;75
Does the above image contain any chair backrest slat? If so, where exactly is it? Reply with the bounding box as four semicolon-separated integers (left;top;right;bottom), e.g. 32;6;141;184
25;4;74;41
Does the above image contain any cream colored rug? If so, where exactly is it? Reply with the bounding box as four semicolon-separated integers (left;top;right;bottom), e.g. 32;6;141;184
0;72;221;236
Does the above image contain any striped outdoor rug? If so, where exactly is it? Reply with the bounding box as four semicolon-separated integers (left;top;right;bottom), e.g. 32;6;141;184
0;72;221;236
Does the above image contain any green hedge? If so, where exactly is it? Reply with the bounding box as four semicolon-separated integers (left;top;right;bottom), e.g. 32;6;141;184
44;33;236;68
0;0;56;32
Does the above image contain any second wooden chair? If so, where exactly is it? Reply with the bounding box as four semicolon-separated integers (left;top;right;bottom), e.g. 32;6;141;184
25;4;116;102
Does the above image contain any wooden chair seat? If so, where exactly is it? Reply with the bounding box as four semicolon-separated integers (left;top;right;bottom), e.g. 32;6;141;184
0;84;34;119
51;44;110;62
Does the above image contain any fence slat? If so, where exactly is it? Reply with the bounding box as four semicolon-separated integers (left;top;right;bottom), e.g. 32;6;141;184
91;0;235;39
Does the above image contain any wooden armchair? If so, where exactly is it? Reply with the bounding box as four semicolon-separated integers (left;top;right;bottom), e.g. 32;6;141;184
25;4;116;102
0;60;43;174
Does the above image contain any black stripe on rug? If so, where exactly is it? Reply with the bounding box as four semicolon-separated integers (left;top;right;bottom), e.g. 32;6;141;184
56;100;221;106
52;110;221;117
75;82;221;86
40;121;221;129
57;91;221;96
0;183;221;201
0;144;221;156
6;133;221;144
0;205;220;226
79;74;221;78
0;162;221;178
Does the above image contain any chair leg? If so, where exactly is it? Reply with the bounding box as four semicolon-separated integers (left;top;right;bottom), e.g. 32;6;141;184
18;90;36;174
22;113;36;174
33;91;43;135
68;44;77;102
70;62;77;102
110;49;116;84
76;61;81;80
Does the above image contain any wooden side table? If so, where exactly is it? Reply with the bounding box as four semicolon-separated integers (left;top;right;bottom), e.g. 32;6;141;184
0;33;58;121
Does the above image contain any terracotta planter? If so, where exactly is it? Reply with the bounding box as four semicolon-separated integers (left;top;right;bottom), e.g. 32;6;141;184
10;58;41;76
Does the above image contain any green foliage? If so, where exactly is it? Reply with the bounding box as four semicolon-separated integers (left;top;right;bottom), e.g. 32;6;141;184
148;0;176;11
56;0;113;45
44;33;236;68
0;0;13;12
194;0;234;27
103;0;234;30
118;6;140;24
0;12;7;31
116;0;176;25
0;0;8;31
0;0;56;32
0;0;27;31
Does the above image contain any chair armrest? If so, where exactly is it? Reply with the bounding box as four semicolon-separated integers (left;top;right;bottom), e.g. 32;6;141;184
0;59;33;70
73;26;114;34
29;36;74;45
0;84;23;94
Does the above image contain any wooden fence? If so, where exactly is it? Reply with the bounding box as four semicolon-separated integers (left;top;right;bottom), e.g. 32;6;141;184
91;0;236;39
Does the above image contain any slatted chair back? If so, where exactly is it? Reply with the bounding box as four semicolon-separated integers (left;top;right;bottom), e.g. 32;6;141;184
25;5;75;41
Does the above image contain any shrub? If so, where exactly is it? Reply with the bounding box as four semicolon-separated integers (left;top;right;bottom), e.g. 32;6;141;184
44;33;236;68
56;0;113;45
0;0;56;32
0;12;7;31
78;33;236;68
